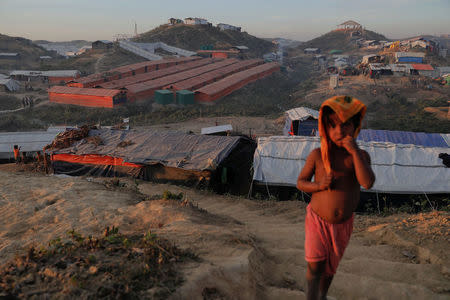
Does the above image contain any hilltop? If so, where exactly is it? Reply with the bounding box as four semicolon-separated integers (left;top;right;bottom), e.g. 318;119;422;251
134;24;274;57
300;29;387;52
0;34;52;70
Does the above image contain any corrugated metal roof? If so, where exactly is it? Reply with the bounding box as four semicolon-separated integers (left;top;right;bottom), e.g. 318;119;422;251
0;53;19;56
285;107;319;122
410;64;434;71
195;62;279;100
126;58;239;95
0;131;63;159
99;58;215;89
167;59;263;91
389;64;412;72
48;86;122;97
201;125;233;135
74;56;201;85
395;52;426;58
10;70;80;77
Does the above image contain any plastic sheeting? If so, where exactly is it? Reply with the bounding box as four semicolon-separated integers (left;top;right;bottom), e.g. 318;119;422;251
283;107;319;136
49;129;248;171
253;136;450;194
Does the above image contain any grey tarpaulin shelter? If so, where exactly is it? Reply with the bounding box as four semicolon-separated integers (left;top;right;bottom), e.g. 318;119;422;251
283;107;319;136
48;129;256;194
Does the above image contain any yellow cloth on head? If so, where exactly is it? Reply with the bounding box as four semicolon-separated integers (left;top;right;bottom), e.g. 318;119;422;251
318;96;366;174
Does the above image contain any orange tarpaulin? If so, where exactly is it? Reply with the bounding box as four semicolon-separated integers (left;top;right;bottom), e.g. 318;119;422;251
51;153;143;168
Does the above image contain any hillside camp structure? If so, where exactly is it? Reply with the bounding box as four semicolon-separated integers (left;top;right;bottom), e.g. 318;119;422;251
304;48;321;54
395;52;425;63
283;107;450;148
51;57;279;107
0;77;20;92
47;129;256;195
184;17;209;25
10;70;81;84
0;129;65;162
67;57;201;88
283;107;319;136
92;40;114;50
48;86;126;108
217;23;241;32
253;136;450;194
0;53;20;59
336;20;362;31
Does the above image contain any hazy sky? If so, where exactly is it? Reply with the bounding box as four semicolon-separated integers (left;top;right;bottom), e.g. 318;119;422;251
1;0;449;42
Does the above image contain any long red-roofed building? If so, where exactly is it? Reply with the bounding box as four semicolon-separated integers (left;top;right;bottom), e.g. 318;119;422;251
194;62;280;103
48;86;126;108
67;56;201;88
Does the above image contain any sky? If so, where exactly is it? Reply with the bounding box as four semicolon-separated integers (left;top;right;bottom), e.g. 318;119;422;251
0;0;449;42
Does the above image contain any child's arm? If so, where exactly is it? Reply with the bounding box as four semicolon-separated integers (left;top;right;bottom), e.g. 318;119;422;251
297;149;332;193
342;136;375;189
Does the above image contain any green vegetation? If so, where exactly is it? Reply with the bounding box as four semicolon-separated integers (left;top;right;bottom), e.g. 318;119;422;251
0;227;196;298
0;34;51;70
369;96;450;133
0;95;21;111
134;24;274;57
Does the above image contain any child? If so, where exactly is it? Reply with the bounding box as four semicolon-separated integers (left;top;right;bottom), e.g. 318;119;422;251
297;96;375;300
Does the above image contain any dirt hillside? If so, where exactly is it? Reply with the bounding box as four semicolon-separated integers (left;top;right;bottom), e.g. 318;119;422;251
0;166;448;299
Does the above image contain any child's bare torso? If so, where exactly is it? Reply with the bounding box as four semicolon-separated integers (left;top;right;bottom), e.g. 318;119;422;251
310;149;360;223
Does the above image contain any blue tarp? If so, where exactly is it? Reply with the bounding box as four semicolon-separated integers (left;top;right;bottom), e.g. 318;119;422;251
296;120;448;147
398;57;423;63
357;129;448;147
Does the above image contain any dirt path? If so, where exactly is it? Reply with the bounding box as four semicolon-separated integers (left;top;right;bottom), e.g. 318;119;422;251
94;53;107;73
138;182;449;300
0;168;448;299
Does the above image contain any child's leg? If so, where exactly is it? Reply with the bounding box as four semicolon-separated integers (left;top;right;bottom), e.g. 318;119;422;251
306;260;326;300
319;275;334;299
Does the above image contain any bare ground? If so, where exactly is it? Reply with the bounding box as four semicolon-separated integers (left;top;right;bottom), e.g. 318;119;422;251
0;165;448;299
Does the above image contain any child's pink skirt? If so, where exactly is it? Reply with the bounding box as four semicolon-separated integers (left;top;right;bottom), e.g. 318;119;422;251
304;204;354;275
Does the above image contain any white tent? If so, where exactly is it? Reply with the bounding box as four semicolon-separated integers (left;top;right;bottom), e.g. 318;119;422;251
253;136;450;194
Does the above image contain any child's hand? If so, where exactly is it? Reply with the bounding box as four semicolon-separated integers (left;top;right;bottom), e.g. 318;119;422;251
342;136;358;155
318;173;333;190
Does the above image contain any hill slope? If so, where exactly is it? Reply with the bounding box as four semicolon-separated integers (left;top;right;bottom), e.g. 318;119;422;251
301;29;388;52
134;24;274;57
0;34;52;70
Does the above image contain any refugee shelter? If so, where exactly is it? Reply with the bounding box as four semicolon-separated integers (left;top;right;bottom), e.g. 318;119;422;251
362;54;381;64
10;70;81;83
253;136;450;194
47;129;256;195
395;52;425;63
0;77;20;92
282;107;450;147
48;86;126;108
283;107;319;136
410;64;434;77
0;129;64;162
304;48;321;54
92;40;113;50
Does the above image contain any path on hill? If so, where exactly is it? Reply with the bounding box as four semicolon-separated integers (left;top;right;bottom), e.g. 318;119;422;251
94;53;107;73
138;183;449;300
